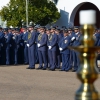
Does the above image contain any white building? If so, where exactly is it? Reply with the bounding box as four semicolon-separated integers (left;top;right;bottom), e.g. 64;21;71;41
54;0;100;28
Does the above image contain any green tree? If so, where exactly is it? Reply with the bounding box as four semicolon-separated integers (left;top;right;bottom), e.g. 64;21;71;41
0;0;60;27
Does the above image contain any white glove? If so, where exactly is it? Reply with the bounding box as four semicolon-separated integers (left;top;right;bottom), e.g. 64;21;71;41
71;37;75;41
27;44;29;47
59;48;63;51
48;46;52;49
37;43;41;47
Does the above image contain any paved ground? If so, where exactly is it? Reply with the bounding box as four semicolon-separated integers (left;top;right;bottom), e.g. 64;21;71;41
0;64;100;100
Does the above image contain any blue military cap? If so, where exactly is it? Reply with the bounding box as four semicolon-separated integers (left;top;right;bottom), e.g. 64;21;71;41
15;28;20;32
74;26;79;30
3;28;8;32
63;29;68;33
27;24;34;28
55;27;61;31
46;27;50;31
51;26;56;30
68;27;73;31
40;26;45;29
22;26;27;29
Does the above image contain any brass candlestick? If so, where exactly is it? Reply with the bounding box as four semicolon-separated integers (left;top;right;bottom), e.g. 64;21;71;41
72;24;100;100
69;10;100;100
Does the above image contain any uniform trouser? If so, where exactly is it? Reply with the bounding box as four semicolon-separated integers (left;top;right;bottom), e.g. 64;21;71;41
48;50;52;68
72;50;80;70
56;55;61;68
38;50;47;68
49;50;57;69
28;46;35;68
35;45;39;63
24;45;29;63
61;53;70;70
6;48;10;65
14;45;19;64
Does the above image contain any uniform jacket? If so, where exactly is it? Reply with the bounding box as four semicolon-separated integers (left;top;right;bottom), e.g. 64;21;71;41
47;33;58;51
59;36;71;54
37;33;47;51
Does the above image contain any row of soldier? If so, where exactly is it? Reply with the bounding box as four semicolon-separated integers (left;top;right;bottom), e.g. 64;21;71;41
0;25;99;71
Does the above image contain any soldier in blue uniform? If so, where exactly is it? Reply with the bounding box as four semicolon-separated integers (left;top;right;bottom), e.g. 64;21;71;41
37;26;48;70
0;27;4;64
71;26;81;72
47;27;58;71
46;27;52;68
59;30;71;71
3;28;12;65
22;26;29;64
93;28;100;46
55;27;63;69
26;25;37;69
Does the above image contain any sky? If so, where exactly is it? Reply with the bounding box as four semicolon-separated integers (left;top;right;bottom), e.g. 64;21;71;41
0;0;10;10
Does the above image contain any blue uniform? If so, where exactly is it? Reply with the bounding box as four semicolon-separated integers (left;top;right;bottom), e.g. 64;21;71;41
56;33;63;69
27;31;37;68
59;36;71;71
0;31;4;64
71;32;81;71
94;33;100;46
4;33;12;65
22;32;29;64
47;33;58;70
37;33;48;69
12;34;21;64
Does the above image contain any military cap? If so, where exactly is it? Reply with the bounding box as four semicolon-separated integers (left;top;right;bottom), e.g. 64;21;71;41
51;26;56;30
63;29;68;33
15;28;20;32
46;27;50;31
3;28;8;32
74;26;79;30
40;26;45;29
68;27;73;31
22;26;27;29
55;27;61;31
27;25;34;28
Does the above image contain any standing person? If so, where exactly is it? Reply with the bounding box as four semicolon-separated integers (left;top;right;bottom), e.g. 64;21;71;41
37;26;48;70
55;27;63;69
46;27;52;68
0;27;4;64
71;26;81;72
48;27;58;71
59;30;71;71
12;28;21;65
22;26;29;64
3;28;12;65
26;25;37;69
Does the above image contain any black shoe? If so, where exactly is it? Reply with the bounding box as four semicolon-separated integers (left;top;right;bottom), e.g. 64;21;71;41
26;67;30;69
30;67;35;69
24;62;28;65
59;69;65;71
42;68;46;70
72;69;77;72
49;68;55;71
65;70;70;72
37;67;43;70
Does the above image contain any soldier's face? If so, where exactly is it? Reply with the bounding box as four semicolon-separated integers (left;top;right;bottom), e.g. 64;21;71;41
74;29;79;33
46;30;50;34
64;33;68;37
22;29;26;32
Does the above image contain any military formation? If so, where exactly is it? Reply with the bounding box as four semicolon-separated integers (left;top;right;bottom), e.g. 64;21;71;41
0;25;99;72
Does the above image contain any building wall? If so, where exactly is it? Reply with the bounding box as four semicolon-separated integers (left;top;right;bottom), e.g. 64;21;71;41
56;0;100;27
